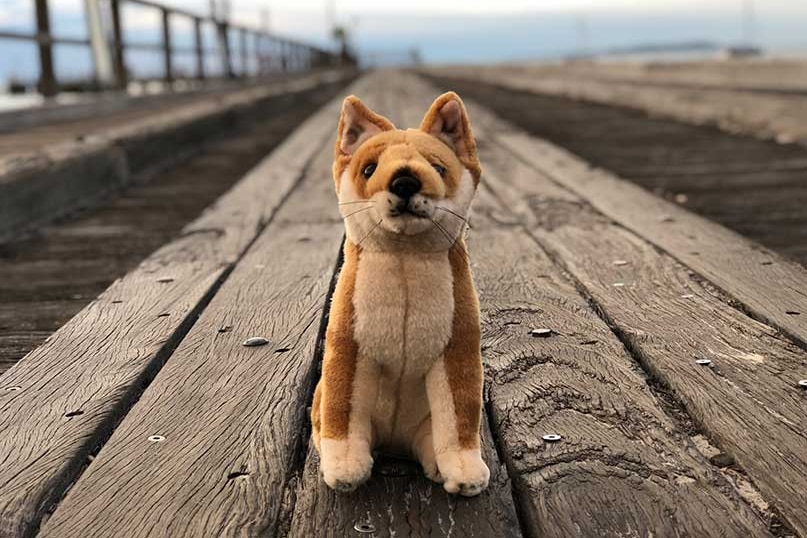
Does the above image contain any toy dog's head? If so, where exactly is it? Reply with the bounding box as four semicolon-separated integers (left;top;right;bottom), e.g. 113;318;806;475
333;92;481;251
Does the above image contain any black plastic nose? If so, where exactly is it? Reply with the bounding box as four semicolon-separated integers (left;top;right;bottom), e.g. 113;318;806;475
389;176;422;199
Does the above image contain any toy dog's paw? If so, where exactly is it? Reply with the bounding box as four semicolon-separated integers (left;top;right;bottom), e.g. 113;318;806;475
436;449;490;497
319;438;374;492
421;454;443;484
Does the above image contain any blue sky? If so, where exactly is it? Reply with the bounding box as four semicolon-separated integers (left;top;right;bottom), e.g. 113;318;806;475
1;0;806;85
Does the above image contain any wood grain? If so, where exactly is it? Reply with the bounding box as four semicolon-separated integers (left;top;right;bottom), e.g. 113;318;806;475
0;76;368;538
377;73;772;538
38;145;344;538
475;185;770;538
495;130;807;349
462;105;807;534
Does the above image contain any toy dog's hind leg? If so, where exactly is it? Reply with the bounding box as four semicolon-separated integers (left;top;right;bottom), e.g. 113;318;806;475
314;242;378;491
421;245;489;496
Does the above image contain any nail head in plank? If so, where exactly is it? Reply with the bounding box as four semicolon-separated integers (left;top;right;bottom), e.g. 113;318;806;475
242;337;269;347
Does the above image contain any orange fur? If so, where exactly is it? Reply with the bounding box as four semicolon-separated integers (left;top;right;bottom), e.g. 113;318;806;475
445;242;483;449
420;91;482;184
315;240;359;440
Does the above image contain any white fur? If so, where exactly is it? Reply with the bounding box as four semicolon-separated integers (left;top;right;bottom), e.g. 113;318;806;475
319;356;379;491
435;448;489;497
353;248;454;449
338;169;476;254
319;437;374;491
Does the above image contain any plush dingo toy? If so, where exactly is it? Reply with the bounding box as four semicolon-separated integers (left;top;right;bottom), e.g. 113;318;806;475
311;92;488;497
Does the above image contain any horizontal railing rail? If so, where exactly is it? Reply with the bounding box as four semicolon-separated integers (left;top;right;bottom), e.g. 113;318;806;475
0;0;345;97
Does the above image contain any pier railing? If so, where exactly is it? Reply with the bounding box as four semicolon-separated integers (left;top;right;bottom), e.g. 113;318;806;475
0;0;343;97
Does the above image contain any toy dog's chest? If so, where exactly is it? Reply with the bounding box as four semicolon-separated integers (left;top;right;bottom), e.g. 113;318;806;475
352;250;454;371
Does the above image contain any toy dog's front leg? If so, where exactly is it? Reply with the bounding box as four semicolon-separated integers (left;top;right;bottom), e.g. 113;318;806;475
314;242;378;492
424;248;490;497
425;355;489;496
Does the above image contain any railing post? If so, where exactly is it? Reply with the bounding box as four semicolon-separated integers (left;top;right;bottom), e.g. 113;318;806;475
280;40;288;72
194;17;205;80
110;0;127;89
253;32;262;76
217;22;233;78
239;28;248;76
161;8;173;83
34;0;57;97
271;38;278;72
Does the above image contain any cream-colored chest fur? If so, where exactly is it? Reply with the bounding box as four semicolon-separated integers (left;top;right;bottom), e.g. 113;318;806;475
353;249;455;373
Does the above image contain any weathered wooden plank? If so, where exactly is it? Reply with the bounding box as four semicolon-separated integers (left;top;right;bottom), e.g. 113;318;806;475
375;72;772;538
459;106;807;534
0;77;368;538
288;424;520;538
495;131;807;348
38;148;343;537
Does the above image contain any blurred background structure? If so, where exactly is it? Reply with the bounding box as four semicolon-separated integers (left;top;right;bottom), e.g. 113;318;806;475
2;0;807;103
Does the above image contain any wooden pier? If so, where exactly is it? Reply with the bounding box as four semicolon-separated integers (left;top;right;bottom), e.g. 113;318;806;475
1;68;806;538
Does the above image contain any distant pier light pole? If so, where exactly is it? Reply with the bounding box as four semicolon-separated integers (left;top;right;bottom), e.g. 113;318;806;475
85;0;114;87
742;0;755;45
575;14;590;58
210;0;234;78
34;0;57;97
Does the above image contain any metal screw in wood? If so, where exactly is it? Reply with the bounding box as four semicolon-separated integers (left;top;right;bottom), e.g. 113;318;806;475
530;328;553;338
542;434;562;442
695;359;712;366
354;522;375;534
148;435;166;443
5;386;22;391
243;337;270;347
798;380;807;388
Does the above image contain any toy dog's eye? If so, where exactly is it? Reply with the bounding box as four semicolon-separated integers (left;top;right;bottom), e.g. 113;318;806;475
432;164;446;177
362;163;377;179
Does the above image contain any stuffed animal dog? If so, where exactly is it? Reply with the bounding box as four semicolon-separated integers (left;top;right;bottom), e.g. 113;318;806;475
311;92;488;497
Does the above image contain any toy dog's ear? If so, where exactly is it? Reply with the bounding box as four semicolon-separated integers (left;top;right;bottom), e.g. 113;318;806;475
420;92;481;182
336;96;395;157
